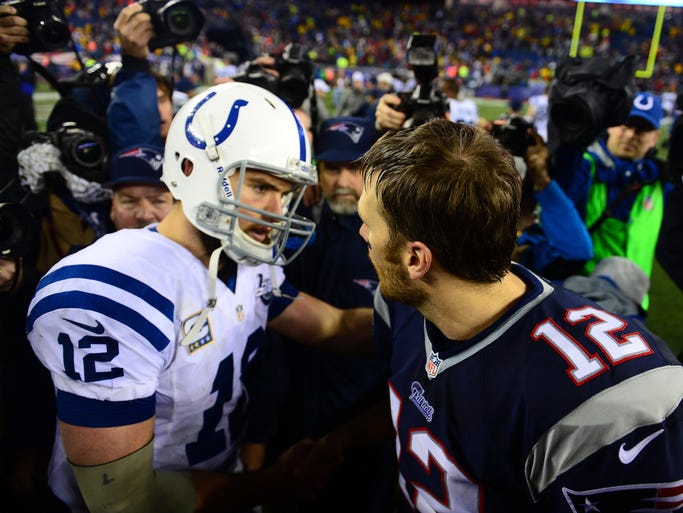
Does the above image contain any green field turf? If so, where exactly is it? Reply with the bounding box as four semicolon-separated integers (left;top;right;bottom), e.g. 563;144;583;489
31;84;683;356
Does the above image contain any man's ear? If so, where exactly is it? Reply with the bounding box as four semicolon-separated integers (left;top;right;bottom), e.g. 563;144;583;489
406;241;432;280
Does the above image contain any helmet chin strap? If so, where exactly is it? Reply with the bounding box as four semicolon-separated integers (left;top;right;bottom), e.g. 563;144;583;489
180;243;225;347
268;264;301;300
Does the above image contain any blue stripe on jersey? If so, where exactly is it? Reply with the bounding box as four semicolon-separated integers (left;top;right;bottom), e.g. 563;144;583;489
57;389;155;427
268;279;299;320
27;291;171;351
34;264;174;320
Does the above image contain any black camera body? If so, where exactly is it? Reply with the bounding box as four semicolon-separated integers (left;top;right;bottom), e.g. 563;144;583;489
395;34;447;128
548;54;637;151
2;0;71;54
138;0;205;50
23;121;108;183
233;43;314;109
50;122;107;183
491;116;536;157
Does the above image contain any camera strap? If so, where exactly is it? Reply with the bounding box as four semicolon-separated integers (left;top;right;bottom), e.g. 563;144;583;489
587;180;643;234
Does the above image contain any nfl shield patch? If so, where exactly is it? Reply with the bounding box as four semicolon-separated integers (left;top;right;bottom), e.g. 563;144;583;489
426;351;442;379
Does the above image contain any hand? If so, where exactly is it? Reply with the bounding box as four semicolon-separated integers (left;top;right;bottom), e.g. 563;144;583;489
0;257;17;293
114;3;154;59
0;4;29;54
374;93;406;131
240;442;266;471
525;131;551;191
251;55;279;77
269;437;343;502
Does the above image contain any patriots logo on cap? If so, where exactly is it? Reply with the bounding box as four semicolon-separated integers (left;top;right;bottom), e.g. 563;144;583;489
118;147;163;173
325;121;365;144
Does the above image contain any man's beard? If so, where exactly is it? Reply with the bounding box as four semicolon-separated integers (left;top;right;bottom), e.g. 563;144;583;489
327;188;359;215
375;242;428;308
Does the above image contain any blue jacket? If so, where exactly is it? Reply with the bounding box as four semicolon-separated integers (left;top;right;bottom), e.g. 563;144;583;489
107;55;163;155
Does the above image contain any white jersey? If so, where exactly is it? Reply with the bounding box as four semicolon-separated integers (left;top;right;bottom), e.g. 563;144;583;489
527;93;549;142
27;227;287;511
447;97;479;126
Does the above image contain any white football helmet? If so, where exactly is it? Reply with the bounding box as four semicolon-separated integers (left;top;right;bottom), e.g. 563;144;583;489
162;81;317;266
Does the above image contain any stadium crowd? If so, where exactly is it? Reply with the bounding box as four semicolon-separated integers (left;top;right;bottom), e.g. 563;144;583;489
34;0;683;100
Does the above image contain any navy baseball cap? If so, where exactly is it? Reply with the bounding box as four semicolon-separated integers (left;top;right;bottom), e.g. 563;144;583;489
627;92;663;130
106;145;165;188
315;116;378;163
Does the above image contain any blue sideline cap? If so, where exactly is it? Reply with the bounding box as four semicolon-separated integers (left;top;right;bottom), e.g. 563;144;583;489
107;145;165;188
628;92;663;130
315;116;378;163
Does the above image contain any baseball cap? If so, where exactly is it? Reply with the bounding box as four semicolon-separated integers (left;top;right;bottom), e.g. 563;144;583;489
315;116;378;163
377;72;393;85
627;92;663;130
106;145;165;188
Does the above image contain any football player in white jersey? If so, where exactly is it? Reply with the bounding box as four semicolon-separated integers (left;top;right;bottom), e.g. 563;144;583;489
27;82;373;513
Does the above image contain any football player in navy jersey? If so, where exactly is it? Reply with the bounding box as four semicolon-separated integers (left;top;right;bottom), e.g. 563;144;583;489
27;82;372;513
324;118;682;512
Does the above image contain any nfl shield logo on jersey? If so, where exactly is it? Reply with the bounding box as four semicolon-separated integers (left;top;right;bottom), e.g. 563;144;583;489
426;351;442;379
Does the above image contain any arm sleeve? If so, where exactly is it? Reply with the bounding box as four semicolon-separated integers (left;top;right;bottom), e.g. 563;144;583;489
71;438;195;513
107;55;163;155
536;180;593;261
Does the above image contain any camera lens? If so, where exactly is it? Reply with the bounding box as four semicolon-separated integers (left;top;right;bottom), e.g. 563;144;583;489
72;138;104;168
34;16;71;50
164;4;196;37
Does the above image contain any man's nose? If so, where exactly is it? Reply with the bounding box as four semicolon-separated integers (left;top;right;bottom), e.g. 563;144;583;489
136;199;157;220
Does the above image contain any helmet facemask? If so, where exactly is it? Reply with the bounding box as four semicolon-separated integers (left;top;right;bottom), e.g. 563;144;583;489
194;159;316;266
162;82;318;267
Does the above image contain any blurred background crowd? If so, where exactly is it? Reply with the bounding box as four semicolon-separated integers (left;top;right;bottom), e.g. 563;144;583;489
23;0;683;104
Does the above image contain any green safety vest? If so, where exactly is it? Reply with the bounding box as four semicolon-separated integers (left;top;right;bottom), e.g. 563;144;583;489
583;152;665;310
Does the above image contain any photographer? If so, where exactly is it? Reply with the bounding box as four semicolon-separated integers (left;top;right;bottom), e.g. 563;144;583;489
372;34;447;131
108;1;174;154
552;91;671;312
0;5;70;512
513;128;594;279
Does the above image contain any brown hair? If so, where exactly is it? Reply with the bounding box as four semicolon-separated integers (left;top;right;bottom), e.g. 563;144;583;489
153;71;173;99
360;119;521;282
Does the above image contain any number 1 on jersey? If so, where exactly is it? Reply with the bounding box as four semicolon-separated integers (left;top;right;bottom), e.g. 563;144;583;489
532;306;653;385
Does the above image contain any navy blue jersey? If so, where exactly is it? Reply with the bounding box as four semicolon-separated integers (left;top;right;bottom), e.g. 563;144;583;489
374;264;683;512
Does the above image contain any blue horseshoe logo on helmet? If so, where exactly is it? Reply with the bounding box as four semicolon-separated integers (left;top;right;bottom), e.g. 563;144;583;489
185;92;249;149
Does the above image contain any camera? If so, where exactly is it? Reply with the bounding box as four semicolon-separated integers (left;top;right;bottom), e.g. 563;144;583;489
23;121;108;183
548;54;637;151
0;201;34;258
138;0;205;50
50;122;108;183
491;116;536;158
395;33;447;127
1;0;71;54
233;43;314;109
